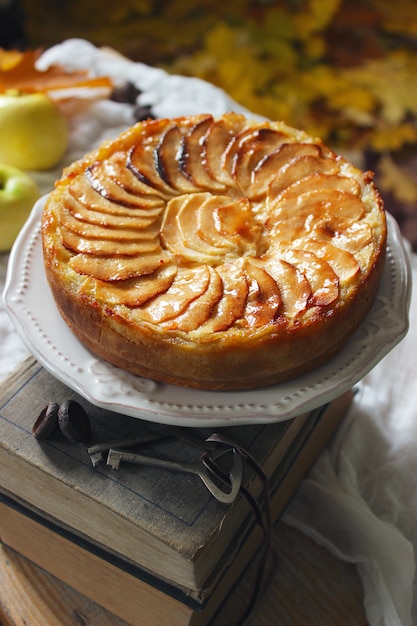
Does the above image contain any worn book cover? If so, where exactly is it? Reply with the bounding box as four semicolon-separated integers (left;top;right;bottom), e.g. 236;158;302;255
0;356;352;624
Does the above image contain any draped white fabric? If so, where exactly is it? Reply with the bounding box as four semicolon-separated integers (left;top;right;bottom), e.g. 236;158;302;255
283;251;417;626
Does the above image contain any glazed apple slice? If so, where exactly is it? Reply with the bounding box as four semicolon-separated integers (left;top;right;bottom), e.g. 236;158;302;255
86;162;166;210
269;213;366;247
249;143;322;198
301;240;360;285
160;266;223;331
270;188;365;228
128;139;177;198
200;263;249;332
68;176;163;219
125;118;177;196
128;143;175;196
203;115;247;186
69;250;171;281
156;125;199;193
177;197;228;261
268;155;337;198
222;127;267;186
63;189;160;230
159;196;193;262
211;197;259;249
60;226;161;256
269;161;352;198
88;264;177;307
59;206;159;240
232;128;287;192
276;248;339;307
261;256;311;319
61;196;159;231
223;125;288;192
196;195;239;251
104;152;169;203
139;265;211;323
241;259;282;327
161;195;225;264
331;222;373;254
265;218;300;244
179;116;226;191
268;179;367;245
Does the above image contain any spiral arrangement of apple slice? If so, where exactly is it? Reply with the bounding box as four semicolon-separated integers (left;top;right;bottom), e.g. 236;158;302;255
57;113;378;334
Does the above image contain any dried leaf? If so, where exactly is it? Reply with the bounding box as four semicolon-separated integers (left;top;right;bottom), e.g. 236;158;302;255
0;49;113;94
0;49;24;71
346;52;417;125
378;153;417;204
370;123;417;152
294;0;342;38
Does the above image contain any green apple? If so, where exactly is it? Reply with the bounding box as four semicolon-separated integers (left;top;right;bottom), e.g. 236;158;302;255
0;91;69;171
0;162;40;251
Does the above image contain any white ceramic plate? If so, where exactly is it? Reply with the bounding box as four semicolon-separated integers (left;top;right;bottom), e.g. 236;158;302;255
4;196;411;427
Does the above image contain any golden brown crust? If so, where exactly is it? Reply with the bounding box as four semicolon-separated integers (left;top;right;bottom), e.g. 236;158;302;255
42;113;387;390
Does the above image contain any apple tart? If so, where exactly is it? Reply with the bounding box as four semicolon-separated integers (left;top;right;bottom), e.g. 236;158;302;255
42;113;386;390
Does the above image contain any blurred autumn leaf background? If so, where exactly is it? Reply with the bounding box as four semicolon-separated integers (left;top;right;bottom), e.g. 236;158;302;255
2;0;417;249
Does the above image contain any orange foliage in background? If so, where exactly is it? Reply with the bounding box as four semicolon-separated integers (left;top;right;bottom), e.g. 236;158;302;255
20;0;417;148
19;0;417;243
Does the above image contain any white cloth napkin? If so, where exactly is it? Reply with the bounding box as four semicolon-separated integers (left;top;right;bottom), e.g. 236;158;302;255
1;39;415;626
284;252;417;626
0;254;30;380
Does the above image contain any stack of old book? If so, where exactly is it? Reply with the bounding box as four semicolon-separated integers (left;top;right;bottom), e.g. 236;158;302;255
0;356;352;625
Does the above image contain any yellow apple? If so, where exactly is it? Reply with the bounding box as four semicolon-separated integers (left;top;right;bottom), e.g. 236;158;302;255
0;162;40;251
0;91;69;171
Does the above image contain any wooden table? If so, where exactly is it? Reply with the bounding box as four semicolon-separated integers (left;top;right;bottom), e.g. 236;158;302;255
1;520;368;626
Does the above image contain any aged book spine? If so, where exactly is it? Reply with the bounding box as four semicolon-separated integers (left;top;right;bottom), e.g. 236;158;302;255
0;389;353;626
0;498;196;626
0;357;310;592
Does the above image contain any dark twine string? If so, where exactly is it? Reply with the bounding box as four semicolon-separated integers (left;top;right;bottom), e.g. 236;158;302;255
203;433;276;625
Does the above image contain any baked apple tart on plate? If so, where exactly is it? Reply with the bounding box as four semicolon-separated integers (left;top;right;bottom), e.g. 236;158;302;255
41;113;387;391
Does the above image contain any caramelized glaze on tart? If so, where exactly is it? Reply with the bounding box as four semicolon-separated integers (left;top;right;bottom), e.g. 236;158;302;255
42;113;387;390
